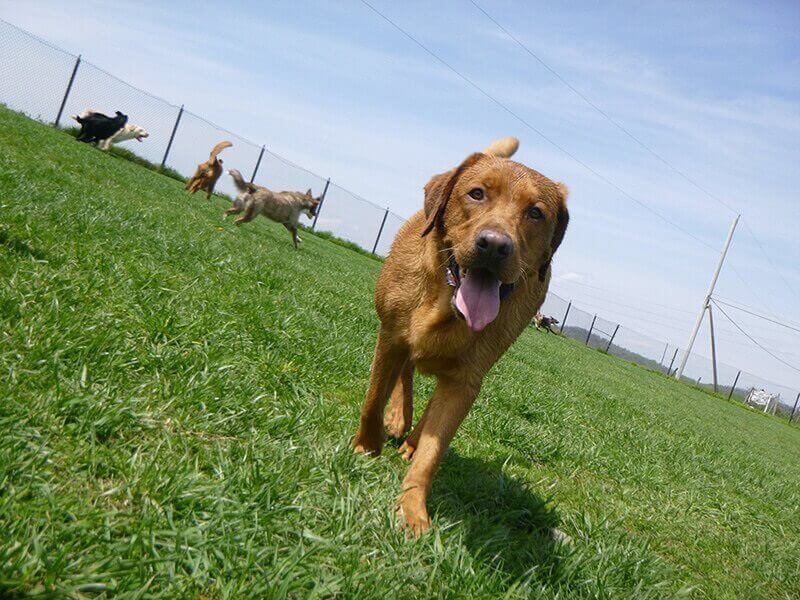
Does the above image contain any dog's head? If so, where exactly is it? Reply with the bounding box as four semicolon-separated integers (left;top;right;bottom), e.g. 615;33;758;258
302;188;322;218
422;149;569;332
130;124;149;142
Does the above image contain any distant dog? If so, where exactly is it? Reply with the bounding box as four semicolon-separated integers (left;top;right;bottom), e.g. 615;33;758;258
72;109;148;150
227;168;321;249
72;110;128;145
185;141;232;199
533;312;559;333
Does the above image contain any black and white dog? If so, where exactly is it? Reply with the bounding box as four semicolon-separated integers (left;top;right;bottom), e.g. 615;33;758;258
72;109;148;150
73;110;128;145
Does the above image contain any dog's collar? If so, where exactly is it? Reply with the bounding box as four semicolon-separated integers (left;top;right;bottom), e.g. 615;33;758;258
445;254;514;300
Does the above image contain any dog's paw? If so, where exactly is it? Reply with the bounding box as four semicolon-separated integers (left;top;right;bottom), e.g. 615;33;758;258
397;489;430;537
398;440;416;461
351;427;384;456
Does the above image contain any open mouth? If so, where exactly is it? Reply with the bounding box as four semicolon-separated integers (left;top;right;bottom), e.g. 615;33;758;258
447;256;514;332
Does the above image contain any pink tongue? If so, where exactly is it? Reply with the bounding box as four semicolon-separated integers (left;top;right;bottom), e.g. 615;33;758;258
455;270;501;332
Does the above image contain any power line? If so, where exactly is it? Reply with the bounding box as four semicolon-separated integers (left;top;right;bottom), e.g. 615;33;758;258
551;284;697;324
726;264;783;321
467;0;741;216
554;286;792;350
712;298;800;334
741;221;800;301
468;1;799;306
710;299;800;375
553;278;696;315
358;0;719;253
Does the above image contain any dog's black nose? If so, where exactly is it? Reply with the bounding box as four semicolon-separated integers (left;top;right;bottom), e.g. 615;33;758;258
475;229;513;260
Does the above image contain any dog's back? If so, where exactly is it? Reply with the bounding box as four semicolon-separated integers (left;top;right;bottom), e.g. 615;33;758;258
248;189;310;225
76;111;127;142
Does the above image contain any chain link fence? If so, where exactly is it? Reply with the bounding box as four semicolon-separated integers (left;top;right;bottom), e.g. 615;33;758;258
0;19;404;257
2;19;797;423
539;291;799;421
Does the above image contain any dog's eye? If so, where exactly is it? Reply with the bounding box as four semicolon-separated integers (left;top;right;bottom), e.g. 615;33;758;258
467;188;485;201
527;206;544;220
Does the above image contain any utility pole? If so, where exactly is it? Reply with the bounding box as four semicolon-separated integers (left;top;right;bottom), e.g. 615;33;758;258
708;303;719;392
676;215;740;380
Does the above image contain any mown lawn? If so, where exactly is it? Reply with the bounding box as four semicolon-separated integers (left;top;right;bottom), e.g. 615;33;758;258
1;106;799;598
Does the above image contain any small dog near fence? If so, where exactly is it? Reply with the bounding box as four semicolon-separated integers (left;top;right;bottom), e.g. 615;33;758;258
351;135;569;535
185;141;232;199
72;110;128;146
226;169;320;249
72;109;148;150
533;312;559;333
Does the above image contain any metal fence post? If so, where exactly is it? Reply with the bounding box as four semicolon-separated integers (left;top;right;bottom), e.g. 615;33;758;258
161;104;184;169
790;392;800;423
605;324;620;352
311;178;330;231
727;370;741;400
559;301;571;333
250;145;265;183
585;315;596;345
55;54;80;127
372;208;390;255
659;342;668;368
666;348;679;376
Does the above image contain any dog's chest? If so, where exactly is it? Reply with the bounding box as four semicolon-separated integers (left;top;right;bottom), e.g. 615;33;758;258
408;302;528;376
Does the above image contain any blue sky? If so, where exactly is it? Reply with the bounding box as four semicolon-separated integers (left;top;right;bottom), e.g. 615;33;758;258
3;0;799;394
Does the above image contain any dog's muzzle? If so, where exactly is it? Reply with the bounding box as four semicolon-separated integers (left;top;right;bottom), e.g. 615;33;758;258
446;254;514;332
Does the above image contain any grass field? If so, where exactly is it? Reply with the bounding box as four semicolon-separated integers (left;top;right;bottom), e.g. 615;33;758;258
1;105;799;598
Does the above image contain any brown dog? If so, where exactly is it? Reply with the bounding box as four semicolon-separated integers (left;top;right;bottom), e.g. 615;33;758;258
185;141;232;199
351;137;569;535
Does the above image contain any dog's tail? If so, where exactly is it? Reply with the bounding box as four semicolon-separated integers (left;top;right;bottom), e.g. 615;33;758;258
71;108;98;123
209;141;233;161
483;136;519;158
228;169;250;193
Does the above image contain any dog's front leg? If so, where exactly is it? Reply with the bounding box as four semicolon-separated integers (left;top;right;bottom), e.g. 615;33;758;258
397;375;479;536
384;360;414;439
235;200;257;225
352;330;408;456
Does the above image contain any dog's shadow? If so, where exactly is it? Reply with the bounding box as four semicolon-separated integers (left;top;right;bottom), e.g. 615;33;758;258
429;449;563;583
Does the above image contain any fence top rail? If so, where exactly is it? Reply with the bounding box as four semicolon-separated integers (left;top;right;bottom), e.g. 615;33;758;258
1;18;74;58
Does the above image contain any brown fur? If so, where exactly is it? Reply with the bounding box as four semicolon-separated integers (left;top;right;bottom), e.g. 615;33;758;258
185;141;232;199
351;136;569;535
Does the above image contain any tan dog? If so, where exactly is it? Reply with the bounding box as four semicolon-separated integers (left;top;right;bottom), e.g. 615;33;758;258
226;169;321;249
185;141;232;199
351;137;569;535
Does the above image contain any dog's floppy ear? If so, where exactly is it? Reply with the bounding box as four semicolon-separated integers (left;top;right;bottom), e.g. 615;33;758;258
551;183;569;254
538;183;570;281
421;152;484;238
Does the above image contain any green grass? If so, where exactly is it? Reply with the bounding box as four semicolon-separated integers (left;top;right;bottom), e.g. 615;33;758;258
1;105;799;598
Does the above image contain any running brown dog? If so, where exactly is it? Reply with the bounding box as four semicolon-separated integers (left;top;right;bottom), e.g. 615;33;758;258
351;136;569;535
185;141;232;199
